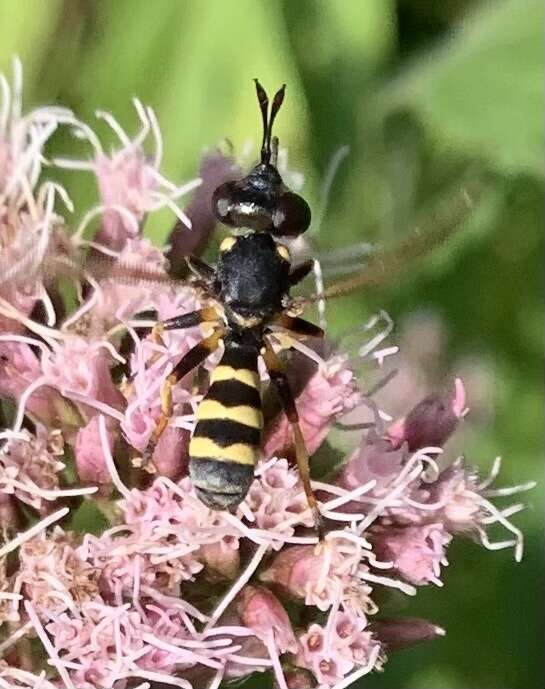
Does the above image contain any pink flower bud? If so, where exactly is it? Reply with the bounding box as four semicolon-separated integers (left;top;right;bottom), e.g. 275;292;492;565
238;585;298;653
260;545;316;598
220;609;271;680
260;544;356;611
75;415;115;489
264;356;360;458
371;617;445;650
167;149;242;275
370;523;451;586
0;492;18;531
296;609;380;686
94;148;156;250
279;667;317;688
388;378;466;451
152;426;190;480
336;431;406;500
245;458;313;538
200;537;240;579
41;336;125;415
0;341;68;427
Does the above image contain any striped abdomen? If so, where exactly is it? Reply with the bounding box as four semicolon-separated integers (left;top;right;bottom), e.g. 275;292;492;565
189;337;261;510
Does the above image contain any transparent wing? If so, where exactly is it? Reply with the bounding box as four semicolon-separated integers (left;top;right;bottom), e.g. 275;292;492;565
0;233;190;292
293;184;477;306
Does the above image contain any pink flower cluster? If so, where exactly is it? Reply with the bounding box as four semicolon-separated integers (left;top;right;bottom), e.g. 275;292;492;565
0;61;535;689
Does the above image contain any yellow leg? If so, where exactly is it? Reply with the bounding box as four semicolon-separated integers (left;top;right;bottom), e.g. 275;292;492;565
143;327;224;464
262;338;323;537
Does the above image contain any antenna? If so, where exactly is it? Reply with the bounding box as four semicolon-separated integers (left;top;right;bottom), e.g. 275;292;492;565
254;78;269;162
254;79;286;164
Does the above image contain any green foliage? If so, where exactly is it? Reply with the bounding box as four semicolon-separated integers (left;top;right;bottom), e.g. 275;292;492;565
0;0;542;687
68;499;108;536
381;0;544;176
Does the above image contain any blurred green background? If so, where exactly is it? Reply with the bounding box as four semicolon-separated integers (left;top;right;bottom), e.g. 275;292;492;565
1;0;542;687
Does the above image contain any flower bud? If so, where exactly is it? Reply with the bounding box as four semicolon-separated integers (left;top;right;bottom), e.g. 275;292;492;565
0;492;19;531
260;546;315;598
238;585;298;653
152;426;190;480
75;415;114;489
200;538;240;580
260;544;351;611
370;523;452;586
370;617;445;650
276;667;317;688
388;379;466;451
336;431;406;504
264;356;360;459
167;150;242;276
0;341;71;429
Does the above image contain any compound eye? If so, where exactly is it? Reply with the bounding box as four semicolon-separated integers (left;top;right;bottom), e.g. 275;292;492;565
271;191;311;237
212;181;238;226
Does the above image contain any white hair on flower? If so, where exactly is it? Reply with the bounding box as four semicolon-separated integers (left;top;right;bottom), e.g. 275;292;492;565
0;505;68;562
467;457;535;562
0;58;72;204
0;63;536;689
0;666;59;689
52;97;201;237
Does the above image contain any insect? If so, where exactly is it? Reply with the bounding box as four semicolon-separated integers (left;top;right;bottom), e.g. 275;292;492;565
141;79;474;531
146;80;324;528
0;79;472;532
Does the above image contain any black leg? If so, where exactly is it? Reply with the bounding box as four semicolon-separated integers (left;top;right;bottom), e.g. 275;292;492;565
186;255;215;281
262;337;323;536
161;305;220;331
289;260;314;287
270;313;324;339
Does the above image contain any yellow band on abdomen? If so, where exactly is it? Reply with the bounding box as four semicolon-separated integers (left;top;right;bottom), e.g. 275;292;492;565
189;436;259;465
210;366;260;389
196;400;263;428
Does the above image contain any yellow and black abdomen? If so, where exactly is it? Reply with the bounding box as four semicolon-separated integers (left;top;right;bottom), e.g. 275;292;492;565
189;337;262;510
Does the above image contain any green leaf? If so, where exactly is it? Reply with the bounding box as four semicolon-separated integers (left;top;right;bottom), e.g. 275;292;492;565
68;500;109;535
0;1;63;83
285;0;395;73
151;0;310;243
380;0;544;176
71;0;310;244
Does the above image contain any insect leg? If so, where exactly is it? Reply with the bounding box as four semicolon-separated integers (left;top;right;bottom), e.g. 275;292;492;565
144;327;224;462
270;313;324;339
149;305;220;357
289;259;314;287
262;337;323;536
161;305;221;331
186;255;215;281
